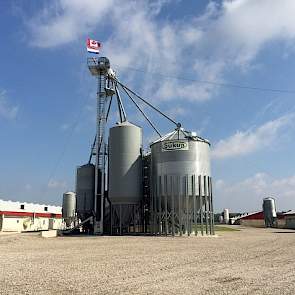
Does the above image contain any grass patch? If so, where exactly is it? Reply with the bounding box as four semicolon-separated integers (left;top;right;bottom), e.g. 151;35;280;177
214;225;240;232
192;225;240;232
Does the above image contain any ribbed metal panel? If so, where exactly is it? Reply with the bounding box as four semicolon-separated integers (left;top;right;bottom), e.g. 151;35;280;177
151;135;211;198
108;121;143;204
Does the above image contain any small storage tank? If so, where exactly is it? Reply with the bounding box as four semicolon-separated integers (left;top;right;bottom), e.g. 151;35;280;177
76;163;95;220
108;121;142;204
263;197;277;227
223;209;230;224
62;191;76;227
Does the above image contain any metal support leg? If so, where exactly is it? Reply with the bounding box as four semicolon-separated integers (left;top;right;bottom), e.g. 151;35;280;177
119;204;122;235
204;176;209;235
185;175;189;236
193;175;197;236
158;176;162;235
199;175;204;236
178;176;182;236
171;175;175;237
164;175;168;236
110;204;113;235
209;177;215;235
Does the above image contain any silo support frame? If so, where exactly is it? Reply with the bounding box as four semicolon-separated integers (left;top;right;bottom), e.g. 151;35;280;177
109;203;143;235
199;175;204;236
151;174;214;236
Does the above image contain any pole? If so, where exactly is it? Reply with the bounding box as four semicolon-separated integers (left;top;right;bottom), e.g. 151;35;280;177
193;175;197;236
199;175;204;236
164;175;168;236
178;175;182;236
158;175;162;235
210;177;215;235
185;175;189;236
204;176;208;235
171;175;175;237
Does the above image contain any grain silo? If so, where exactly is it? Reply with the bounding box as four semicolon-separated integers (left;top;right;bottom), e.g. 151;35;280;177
76;164;95;225
263;197;277;227
150;128;214;236
62;191;76;227
223;209;230;224
108;121;143;234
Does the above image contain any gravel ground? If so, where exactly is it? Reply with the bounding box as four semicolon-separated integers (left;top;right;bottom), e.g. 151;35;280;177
0;227;295;295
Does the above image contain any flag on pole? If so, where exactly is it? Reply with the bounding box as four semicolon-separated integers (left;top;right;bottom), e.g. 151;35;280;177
86;38;101;54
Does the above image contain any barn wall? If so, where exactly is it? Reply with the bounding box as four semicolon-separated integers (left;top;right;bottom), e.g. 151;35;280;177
0;215;62;232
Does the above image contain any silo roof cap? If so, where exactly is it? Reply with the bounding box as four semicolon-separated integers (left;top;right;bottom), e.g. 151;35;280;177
113;120;142;129
150;128;210;146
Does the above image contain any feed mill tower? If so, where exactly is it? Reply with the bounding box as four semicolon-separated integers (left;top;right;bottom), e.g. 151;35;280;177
64;56;214;236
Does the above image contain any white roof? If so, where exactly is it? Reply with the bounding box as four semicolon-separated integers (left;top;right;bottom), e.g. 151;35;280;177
282;210;295;216
0;199;62;214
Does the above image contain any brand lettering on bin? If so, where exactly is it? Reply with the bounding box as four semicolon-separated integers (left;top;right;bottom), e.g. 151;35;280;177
162;141;189;152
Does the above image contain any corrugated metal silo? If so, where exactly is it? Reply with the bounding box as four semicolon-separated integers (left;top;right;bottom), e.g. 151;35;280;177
263;197;277;228
150;128;214;236
62;191;76;227
76;163;95;220
151;129;211;201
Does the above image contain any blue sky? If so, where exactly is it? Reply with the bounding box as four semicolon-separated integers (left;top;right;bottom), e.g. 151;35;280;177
1;0;295;212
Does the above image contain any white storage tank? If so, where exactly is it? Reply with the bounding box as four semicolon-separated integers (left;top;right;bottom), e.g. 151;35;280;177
108;121;143;204
263;197;277;227
223;209;230;224
62;192;76;227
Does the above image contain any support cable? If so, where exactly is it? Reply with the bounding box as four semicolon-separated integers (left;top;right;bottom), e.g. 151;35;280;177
118;84;162;137
116;79;180;127
114;64;295;94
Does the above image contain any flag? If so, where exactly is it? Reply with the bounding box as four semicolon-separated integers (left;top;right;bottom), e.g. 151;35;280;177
86;38;101;54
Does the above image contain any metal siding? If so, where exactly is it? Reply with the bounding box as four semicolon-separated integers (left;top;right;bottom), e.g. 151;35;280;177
151;139;211;198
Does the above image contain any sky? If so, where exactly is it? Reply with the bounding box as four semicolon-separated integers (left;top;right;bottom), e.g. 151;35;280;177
1;0;295;213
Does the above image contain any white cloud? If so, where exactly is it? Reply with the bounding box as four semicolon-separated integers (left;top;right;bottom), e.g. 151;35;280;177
0;90;19;120
214;173;295;212
48;179;67;189
24;0;295;102
27;0;114;48
212;114;294;159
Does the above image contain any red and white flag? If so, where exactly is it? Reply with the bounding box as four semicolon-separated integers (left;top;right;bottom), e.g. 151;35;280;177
86;38;101;54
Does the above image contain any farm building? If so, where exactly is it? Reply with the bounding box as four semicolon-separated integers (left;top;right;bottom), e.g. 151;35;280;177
238;210;295;229
284;210;295;229
0;199;63;232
